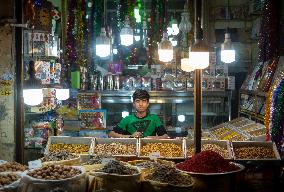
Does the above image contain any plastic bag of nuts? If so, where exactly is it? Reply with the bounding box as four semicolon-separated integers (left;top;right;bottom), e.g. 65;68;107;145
18;165;86;192
0;172;21;192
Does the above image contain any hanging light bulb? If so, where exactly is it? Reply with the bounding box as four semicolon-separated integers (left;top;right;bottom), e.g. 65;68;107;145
120;16;134;46
23;89;43;106
158;32;173;62
221;33;235;63
181;58;194;72
188;28;210;69
221;0;235;63
96;28;111;58
179;12;192;33
55;89;70;100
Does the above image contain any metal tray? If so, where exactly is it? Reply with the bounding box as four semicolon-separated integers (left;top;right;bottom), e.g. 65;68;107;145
184;139;233;159
45;136;95;155
231;141;281;160
93;138;138;157
139;138;185;159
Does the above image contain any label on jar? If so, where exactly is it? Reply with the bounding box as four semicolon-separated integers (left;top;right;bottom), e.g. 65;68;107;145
28;159;42;169
149;152;160;160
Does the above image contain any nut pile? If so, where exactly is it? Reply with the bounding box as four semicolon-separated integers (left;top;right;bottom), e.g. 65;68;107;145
27;165;81;180
0;173;20;188
99;160;139;175
234;146;276;159
140;143;183;157
94;143;136;156
220;131;246;141
49;143;89;154
145;165;193;186
41;151;78;162
187;144;229;158
0;162;28;172
211;127;232;138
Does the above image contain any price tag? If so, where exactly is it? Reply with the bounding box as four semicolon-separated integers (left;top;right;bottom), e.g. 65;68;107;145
101;158;115;165
149;152;160;160
28;159;42;169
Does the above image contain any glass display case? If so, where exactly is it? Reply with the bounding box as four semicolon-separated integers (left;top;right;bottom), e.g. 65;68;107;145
100;90;231;137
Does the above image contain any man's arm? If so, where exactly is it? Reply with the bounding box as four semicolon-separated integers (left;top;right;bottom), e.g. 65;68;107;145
108;126;143;138
108;130;130;138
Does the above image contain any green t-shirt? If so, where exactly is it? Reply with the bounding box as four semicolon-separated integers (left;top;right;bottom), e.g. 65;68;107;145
114;114;167;137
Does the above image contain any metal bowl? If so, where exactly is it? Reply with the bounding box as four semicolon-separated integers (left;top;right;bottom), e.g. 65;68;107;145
176;162;245;176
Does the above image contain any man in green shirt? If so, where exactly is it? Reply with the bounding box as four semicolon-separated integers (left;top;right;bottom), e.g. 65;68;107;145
108;89;169;139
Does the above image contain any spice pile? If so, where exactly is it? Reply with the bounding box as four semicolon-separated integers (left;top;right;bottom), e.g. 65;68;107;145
0;173;20;188
99;160;139;175
0;162;28;172
41;151;78;162
145;165;193;186
27;165;81;180
176;150;240;173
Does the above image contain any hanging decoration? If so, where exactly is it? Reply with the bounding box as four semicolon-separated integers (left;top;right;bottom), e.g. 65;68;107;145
157;0;165;43
258;57;279;92
270;78;284;152
75;0;87;67
24;0;36;25
94;0;103;37
147;0;158;66
264;68;284;141
258;0;278;62
65;0;77;70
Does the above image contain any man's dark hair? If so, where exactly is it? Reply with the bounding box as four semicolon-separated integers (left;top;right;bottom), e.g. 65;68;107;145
132;89;150;101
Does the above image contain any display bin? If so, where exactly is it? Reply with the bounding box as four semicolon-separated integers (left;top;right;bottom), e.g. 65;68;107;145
231;141;281;160
184;139;233;159
139;138;185;159
93;138;139;157
45;136;95;155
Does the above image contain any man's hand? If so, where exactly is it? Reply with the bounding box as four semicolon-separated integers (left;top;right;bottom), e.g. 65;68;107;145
131;131;143;138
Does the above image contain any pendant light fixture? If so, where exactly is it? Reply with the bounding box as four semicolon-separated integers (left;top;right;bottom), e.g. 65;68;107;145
221;0;235;63
179;1;192;34
158;32;173;62
23;61;43;106
120;16;134;46
96;0;111;58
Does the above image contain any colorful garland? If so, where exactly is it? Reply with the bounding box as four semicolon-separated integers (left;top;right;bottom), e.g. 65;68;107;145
65;0;77;70
75;0;87;67
270;78;284;151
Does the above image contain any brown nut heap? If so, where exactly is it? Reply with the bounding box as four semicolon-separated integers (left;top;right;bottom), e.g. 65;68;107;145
140;143;183;157
94;143;136;156
49;143;89;154
0;162;28;172
0;173;20;187
187;144;229;158
234;146;275;159
41;151;78;162
27;165;81;180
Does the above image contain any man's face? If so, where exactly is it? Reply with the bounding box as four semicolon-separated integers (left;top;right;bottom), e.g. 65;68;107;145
133;98;149;113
